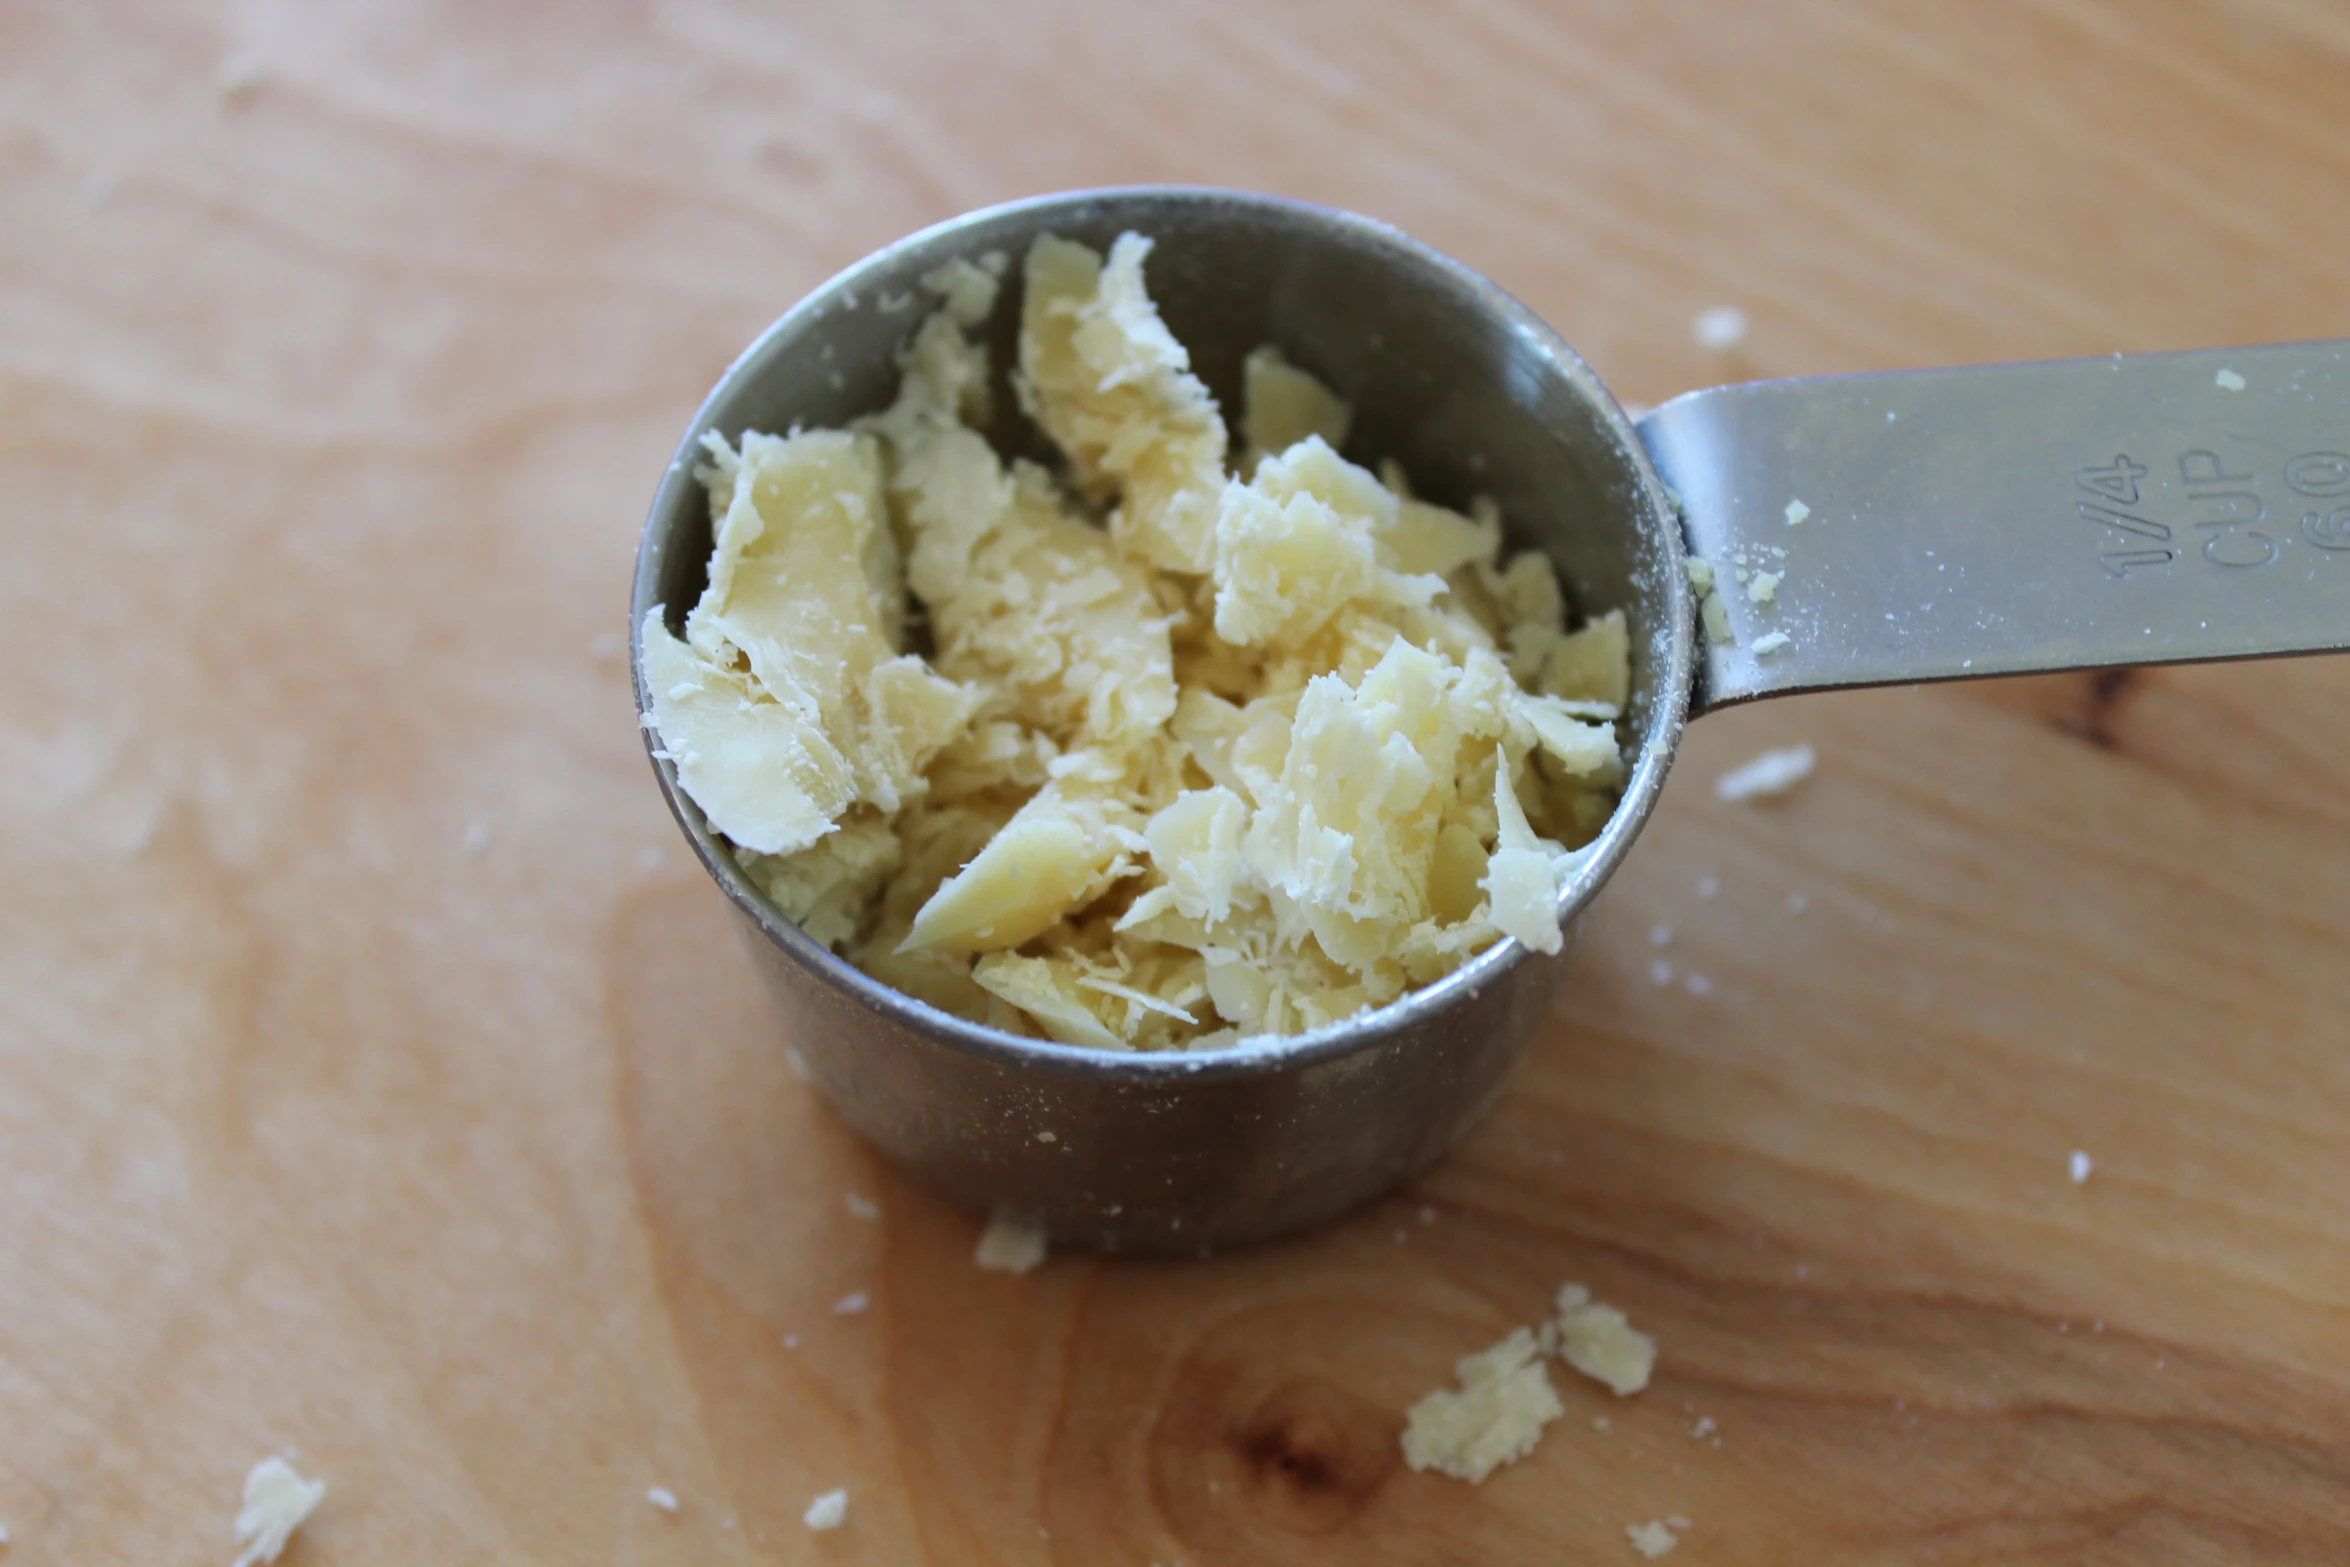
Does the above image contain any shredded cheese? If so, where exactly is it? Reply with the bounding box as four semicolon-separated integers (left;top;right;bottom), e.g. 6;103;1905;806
644;234;1633;1048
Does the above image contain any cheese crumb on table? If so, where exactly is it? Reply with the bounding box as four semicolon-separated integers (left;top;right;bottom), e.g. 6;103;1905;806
1713;743;1816;802
647;1486;679;1513
1400;1327;1563;1483
974;1208;1049;1274
803;1490;848;1531
2070;1150;2093;1184
1540;1283;1656;1395
1692;306;1748;350
2214;367;2246;391
230;1457;326;1567
1746;570;1779;604
1403;1281;1658;1483
645;232;1632;1049
1784;499;1810;526
1627;1520;1680;1558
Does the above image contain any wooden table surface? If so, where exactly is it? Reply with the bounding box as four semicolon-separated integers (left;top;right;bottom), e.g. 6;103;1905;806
6;2;2349;1562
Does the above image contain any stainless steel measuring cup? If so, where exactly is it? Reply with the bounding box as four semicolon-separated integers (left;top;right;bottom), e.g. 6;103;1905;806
632;186;2348;1252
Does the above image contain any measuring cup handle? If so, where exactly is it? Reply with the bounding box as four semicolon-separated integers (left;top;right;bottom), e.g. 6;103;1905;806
1636;339;2350;714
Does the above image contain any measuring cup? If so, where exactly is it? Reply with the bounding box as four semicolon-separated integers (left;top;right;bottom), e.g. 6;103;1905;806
632;186;2347;1252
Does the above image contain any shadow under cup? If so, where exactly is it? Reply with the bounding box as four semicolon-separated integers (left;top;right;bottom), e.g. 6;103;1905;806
632;186;1691;1252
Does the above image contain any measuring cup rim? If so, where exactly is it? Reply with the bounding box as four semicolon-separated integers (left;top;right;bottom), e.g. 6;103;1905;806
630;183;1693;1085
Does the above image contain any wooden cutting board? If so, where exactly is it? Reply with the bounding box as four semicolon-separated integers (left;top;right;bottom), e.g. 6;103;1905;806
5;2;2347;1562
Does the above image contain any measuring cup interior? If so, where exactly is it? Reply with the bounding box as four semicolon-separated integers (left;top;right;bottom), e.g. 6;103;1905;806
635;186;1694;1065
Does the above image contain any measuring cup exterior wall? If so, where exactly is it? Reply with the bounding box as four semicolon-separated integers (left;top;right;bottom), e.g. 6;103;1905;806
729;893;1585;1251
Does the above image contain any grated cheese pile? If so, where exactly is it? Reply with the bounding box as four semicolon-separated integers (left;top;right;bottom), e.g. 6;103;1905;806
643;233;1631;1050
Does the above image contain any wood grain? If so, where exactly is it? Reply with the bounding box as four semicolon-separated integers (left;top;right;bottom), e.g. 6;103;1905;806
4;1;2348;1562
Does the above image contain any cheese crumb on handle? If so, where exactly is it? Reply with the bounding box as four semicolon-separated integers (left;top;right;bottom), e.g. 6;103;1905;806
1699;590;1734;645
647;1486;679;1513
803;1490;848;1531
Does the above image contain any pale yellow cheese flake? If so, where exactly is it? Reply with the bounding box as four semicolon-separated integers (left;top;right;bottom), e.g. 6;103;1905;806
1540;1282;1657;1395
1543;607;1632;709
904;784;1140;954
1699;589;1735;645
1242;343;1352;462
646;427;973;851
1139;786;1249;924
1380;497;1499;578
1244;639;1467;932
972;952;1126;1049
1018;233;1227;573
737;812;903;951
1211;482;1383;649
641;613;852;855
920;255;1001;327
1400;1326;1564;1483
1482;751;1574;956
1513;692;1624;783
